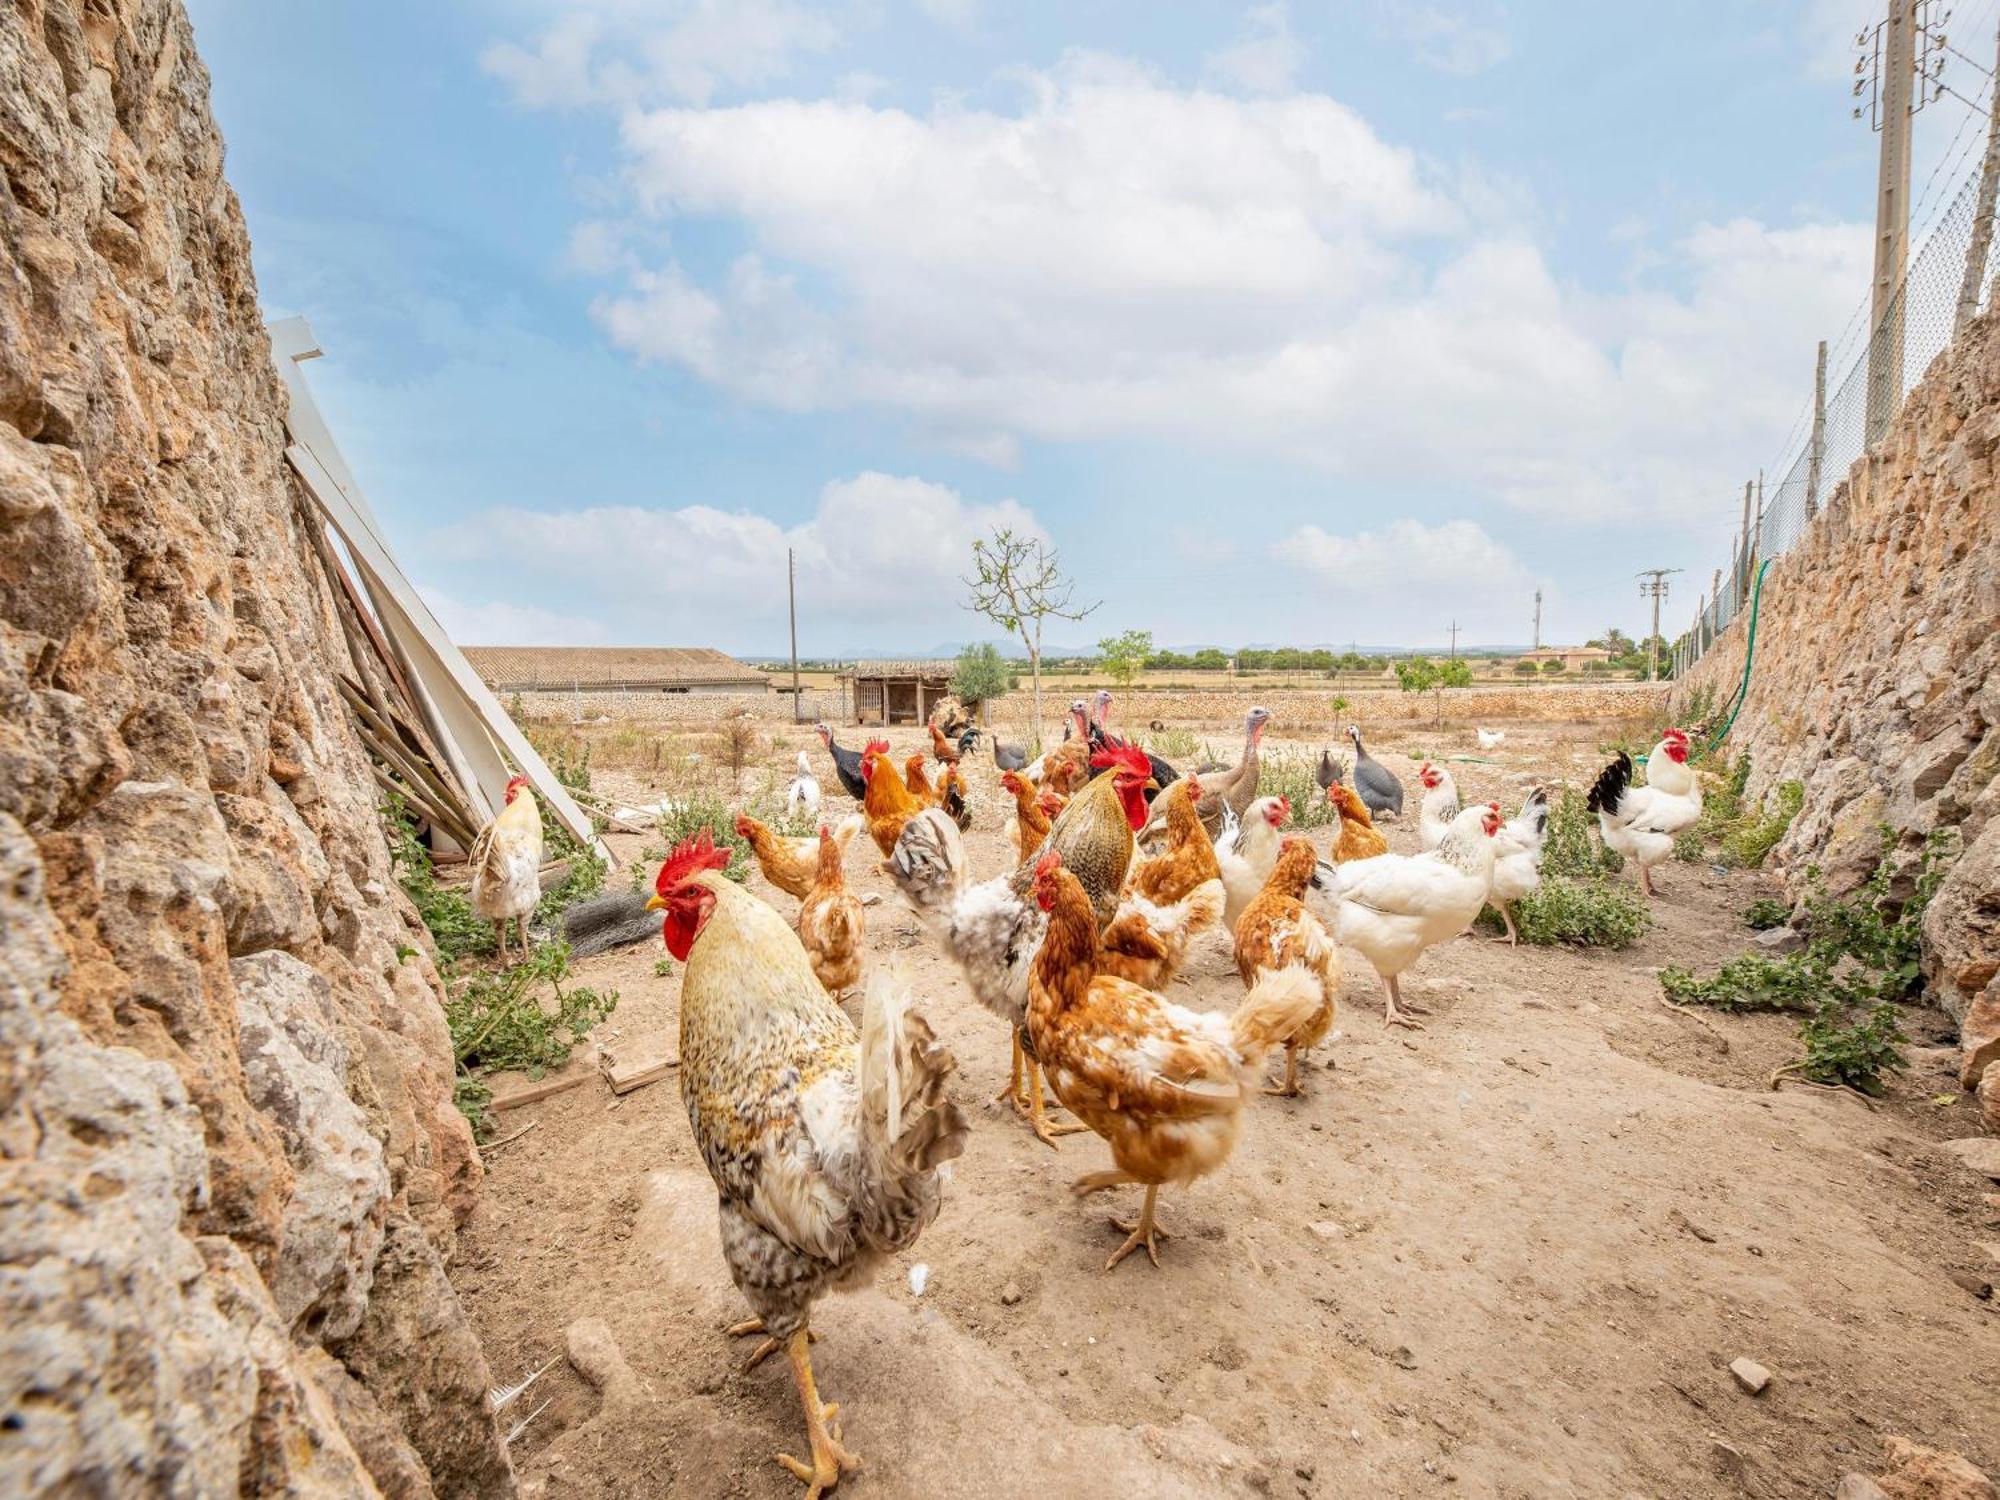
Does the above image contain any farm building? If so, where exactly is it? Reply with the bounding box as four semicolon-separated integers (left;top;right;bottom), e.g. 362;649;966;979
463;645;770;695
847;659;956;725
1514;645;1615;671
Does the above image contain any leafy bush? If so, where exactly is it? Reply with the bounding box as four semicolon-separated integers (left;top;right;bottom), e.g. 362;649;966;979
657;789;753;882
1719;779;1803;868
1659;826;1956;1093
384;796;493;962
953;642;1011;708
1742;897;1791;930
1512;660;1539;675
1541;787;1623;879
1541;659;1565;675
1146;726;1202;762
1480;876;1649;948
1256;755;1336;830
444;941;617;1135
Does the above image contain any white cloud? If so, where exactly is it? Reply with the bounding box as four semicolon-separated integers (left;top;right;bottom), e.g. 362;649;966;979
914;0;980;30
419;585;611;647
1379;4;1511;76
424;472;1042;645
481;0;842;109
1204;3;1307;96
1275;518;1534;637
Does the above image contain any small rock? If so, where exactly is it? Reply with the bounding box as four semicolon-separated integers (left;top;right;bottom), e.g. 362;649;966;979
1834;1475;1891;1500
1947;1270;1992;1300
1942;1138;2000;1180
999;1281;1023;1307
1729;1357;1771;1395
1392;1345;1417;1370
1307;1220;1342;1241
1752;925;1804;954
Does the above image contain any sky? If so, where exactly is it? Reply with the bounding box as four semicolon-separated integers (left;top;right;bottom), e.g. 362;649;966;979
183;0;1997;656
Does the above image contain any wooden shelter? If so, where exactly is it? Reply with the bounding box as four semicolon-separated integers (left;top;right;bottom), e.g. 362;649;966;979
847;660;955;726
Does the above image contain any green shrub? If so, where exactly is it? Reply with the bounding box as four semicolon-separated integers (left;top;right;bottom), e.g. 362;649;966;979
1146;726;1202;762
657;789;753;882
1742;897;1791;930
444;941;617;1135
384;796;493;962
1257;755;1336;830
1541;787;1623;879
1719;779;1802;868
1480;876;1649;948
1795;1000;1907;1093
1659;951;1825;1012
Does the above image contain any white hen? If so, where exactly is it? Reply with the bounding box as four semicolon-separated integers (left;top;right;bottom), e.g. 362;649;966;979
1476;727;1506;751
1315;801;1502;1029
1415;762;1462;852
1486;788;1549;945
1216;794;1290;932
785;750;821;821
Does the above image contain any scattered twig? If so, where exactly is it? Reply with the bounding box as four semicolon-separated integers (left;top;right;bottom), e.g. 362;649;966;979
1655;993;1728;1048
1767;1063;1878;1108
489;1071;595;1111
481;1119;541;1152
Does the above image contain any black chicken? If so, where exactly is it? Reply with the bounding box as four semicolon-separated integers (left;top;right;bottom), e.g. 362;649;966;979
815;720;868;801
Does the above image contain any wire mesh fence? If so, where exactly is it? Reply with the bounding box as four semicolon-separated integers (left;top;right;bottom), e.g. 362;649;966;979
1674;156;1999;679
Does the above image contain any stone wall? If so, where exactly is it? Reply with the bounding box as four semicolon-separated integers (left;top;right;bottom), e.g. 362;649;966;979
1;3;512;1494
1673;309;2000;1128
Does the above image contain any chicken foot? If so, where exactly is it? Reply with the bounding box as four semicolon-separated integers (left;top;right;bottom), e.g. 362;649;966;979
1263;1043;1304;1097
1639;864;1659;898
998;1032;1085;1147
1488;902;1519;947
728;1317;815;1371
1382;974;1428;1031
1105;1184;1172;1271
773;1329;861;1499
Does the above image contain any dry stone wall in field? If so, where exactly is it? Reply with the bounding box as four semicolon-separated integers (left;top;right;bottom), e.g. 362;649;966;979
1673;311;2000;1129
1;2;513;1492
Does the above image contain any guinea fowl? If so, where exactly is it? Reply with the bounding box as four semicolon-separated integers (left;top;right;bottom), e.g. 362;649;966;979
814;721;867;802
1314;747;1344;800
1345;725;1404;821
991;735;1029;773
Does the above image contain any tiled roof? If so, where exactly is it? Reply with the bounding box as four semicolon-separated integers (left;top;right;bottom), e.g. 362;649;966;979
463;646;769;689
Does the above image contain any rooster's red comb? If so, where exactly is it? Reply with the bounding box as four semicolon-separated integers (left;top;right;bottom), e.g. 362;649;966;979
1090;737;1152;779
1034;849;1063;878
656;829;731;895
864;738;890;757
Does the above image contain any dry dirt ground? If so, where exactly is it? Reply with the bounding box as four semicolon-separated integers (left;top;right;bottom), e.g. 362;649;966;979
455;719;2000;1500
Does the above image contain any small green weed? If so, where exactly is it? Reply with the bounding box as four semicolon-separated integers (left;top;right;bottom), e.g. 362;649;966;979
1541;787;1623;879
445;941;618;1136
1258;755;1336;830
384;795;493;962
1480;876;1649;948
658;790;753;882
1741;898;1791;930
653;956;677;978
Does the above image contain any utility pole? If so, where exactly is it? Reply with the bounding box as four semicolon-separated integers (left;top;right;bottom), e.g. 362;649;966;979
1737;480;1754;601
787;547;801;723
1532;589;1543;651
1447;620;1461;660
1861;0;1918;446
1955;17;2000;337
1806;340;1829;518
1637;569;1680;682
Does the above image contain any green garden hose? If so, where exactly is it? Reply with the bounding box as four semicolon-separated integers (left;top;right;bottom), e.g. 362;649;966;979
1701;558;1771;755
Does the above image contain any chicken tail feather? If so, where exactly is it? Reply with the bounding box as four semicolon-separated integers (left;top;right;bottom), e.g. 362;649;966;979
1229;965;1324;1069
855;966;970;1252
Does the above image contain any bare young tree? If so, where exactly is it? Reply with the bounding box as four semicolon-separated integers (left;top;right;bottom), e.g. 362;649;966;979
962;528;1099;750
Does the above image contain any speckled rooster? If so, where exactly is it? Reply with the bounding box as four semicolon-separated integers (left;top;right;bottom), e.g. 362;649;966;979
647;830;968;1497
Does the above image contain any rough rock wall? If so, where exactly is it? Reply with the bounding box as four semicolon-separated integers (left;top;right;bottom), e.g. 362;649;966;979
1673;310;2000;1127
1;3;514;1494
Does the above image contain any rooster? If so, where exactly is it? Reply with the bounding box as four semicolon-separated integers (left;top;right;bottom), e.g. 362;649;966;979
1126;775;1219;906
1027;850;1318;1269
1326;781;1389;863
646;831;967;1496
470;774;543;964
1033;739;1157;926
1217;794;1290;932
860;740;924;859
1315;801;1503;1029
928;722;962;767
887;810;1078;1147
1486;788;1549;945
1587;730;1701;898
798;824;865;997
736;812;861;902
937;766;972;833
814;721;867;802
1416;762;1462;852
1234;836;1341;1097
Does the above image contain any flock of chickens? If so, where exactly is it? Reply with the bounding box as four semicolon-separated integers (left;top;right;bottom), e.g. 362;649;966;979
470;695;1705;1497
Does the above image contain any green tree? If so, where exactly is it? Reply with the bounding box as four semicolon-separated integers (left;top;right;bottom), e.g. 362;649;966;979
1589;627;1636;656
963;528;1100;749
1513;659;1539;675
1096;629;1154;687
1396;656;1472;727
1542;658;1566;675
951;642;1011;715
1192;648;1228;671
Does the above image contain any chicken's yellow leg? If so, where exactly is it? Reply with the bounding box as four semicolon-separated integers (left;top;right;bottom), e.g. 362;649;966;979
728;1316;813;1371
1382;974;1426;1032
1105;1184;1171;1270
1263;1043;1302;1097
1027;1059;1087;1149
773;1329;861;1499
994;1030;1027;1110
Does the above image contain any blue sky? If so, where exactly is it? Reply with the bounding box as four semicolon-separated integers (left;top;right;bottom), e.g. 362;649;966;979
185;0;1992;655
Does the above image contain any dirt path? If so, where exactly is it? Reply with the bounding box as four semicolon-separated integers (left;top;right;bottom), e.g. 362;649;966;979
456;726;1999;1499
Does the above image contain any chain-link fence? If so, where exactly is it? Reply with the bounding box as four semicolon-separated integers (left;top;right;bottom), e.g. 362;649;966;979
1674;156;1998;678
